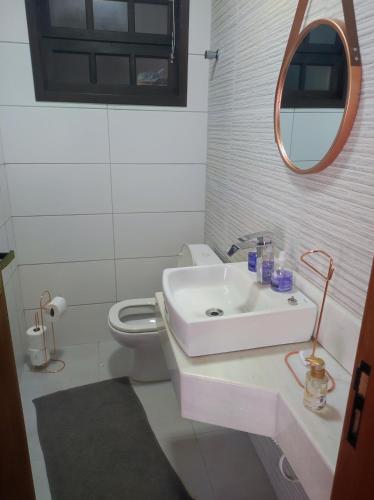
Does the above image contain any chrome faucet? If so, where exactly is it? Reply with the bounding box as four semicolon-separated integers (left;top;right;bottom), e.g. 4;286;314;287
227;231;273;257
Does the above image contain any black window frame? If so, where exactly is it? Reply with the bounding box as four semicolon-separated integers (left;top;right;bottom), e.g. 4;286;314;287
25;0;189;107
282;28;347;109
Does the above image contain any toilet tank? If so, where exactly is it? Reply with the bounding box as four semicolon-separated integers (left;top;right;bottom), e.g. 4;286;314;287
177;244;222;267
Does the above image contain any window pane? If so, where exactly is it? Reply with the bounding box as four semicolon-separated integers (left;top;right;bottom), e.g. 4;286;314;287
305;65;332;91
96;55;130;85
285;65;301;91
136;58;168;86
49;0;86;29
48;52;90;84
135;3;169;35
93;0;128;32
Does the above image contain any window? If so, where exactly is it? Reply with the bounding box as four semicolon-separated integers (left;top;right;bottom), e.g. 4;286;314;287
25;0;189;106
282;25;347;109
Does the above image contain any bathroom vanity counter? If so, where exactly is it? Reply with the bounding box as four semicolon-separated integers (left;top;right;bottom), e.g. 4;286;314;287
156;292;351;500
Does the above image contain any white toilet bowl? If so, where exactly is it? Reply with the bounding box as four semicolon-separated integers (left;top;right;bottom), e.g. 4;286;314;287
108;298;169;382
108;244;222;382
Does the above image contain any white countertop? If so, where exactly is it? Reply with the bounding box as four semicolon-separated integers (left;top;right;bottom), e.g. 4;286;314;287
156;292;351;500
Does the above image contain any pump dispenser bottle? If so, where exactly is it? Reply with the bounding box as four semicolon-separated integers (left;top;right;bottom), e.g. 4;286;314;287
271;251;293;292
257;241;274;285
303;357;328;411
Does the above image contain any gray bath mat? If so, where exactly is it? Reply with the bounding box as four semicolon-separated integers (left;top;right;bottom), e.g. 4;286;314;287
34;377;193;500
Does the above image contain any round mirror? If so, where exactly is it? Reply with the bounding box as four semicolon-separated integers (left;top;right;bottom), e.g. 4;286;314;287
274;19;361;174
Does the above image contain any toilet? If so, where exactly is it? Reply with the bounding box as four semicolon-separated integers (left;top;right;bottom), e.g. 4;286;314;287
108;244;221;382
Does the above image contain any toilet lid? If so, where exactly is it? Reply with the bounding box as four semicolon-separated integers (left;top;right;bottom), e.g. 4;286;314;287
108;298;164;333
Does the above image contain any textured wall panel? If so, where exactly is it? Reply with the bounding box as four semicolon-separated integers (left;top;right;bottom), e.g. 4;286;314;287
206;0;374;318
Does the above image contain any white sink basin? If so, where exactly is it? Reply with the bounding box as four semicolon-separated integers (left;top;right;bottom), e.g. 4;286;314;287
162;262;317;356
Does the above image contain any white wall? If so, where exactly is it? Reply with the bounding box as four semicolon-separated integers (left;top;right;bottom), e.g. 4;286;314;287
206;0;374;320
0;130;11;251
0;129;26;379
0;0;211;346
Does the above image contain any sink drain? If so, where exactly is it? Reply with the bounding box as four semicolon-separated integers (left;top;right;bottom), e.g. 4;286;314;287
206;308;224;317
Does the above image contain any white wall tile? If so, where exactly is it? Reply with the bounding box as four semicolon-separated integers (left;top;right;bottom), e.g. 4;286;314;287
4;268;26;379
187;54;209;112
0;222;9;252
112;163;206;213
189;0;212;55
25;303;113;346
1;257;17;286
116;256;177;300
20;260;116;309
0;132;4;163
6;219;16;252
7;164;112;216
0;163;11;226
108;110;207;164
0;42;35;106
13;215;114;264
0;107;110;164
114;212;205;258
0;0;29;43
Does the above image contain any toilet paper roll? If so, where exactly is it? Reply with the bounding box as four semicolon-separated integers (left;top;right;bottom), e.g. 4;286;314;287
26;325;48;350
44;296;67;322
28;347;50;367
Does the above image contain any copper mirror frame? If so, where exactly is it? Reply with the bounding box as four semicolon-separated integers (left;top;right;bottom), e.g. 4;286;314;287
274;0;362;175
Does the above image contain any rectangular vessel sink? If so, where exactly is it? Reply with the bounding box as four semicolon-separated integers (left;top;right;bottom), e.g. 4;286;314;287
162;262;317;356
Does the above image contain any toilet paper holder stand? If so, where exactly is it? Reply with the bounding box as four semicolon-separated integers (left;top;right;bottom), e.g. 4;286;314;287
33;289;65;373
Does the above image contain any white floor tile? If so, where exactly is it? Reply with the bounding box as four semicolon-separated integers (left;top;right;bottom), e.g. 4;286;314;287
20;344;99;399
158;434;214;500
192;420;231;437
31;459;52;500
97;340;134;381
27;430;45;465
21;397;50;500
132;380;195;440
197;430;277;500
59;343;99;388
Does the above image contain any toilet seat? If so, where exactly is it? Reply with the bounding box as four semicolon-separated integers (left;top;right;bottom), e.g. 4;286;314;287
108;298;164;334
107;244;221;382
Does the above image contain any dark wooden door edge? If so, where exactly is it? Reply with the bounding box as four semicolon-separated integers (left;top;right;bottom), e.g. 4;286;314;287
0;284;35;500
331;258;374;499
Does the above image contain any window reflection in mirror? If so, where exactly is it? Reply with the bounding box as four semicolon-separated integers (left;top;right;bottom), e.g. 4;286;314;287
280;24;348;170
